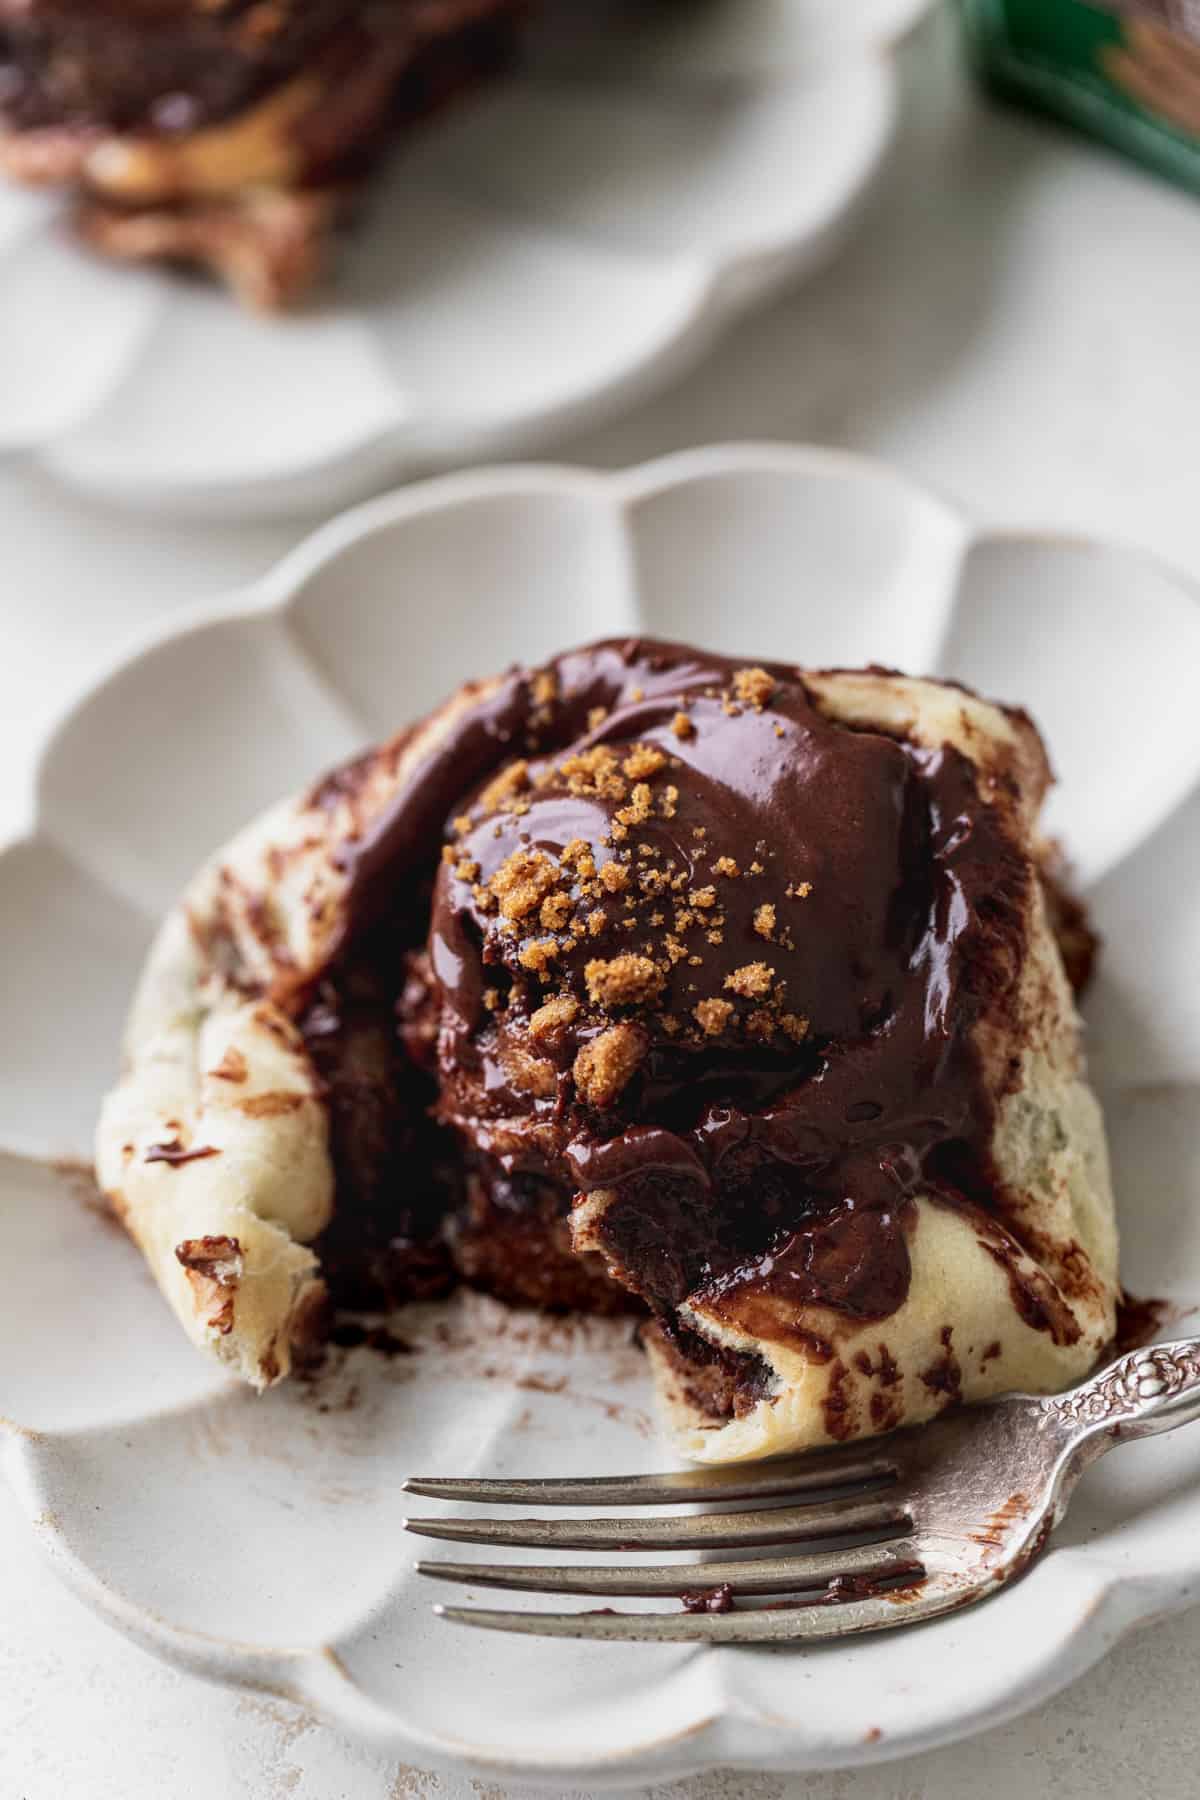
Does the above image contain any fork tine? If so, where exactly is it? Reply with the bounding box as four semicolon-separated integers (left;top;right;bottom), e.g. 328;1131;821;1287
403;1495;908;1552
415;1539;923;1596
403;1449;897;1508
433;1578;961;1643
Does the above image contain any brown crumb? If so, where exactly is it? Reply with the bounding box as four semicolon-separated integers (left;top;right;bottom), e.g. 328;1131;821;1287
585;953;664;1007
482;987;501;1013
733;667;776;709
781;1012;810;1043
664;935;687;965
452;813;473;837
491;849;558;921
455;857;480;882
587;908;609;937
694;997;734;1036
754;903;776;940
561;745;627;801
614;783;653;830
539;892;573;930
599;860;629;893
531;669;557;707
671;711;695;741
477;759;530;815
623;744;667;780
573;1022;646;1106
706;929;724;946
561;838;597;880
713;856;740;879
518;939;560;978
725;961;775;999
587;705;608;732
530;994;579;1038
691;886;717;910
472;883;496;913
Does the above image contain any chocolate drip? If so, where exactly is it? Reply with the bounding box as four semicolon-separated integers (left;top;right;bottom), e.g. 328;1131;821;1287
300;915;456;1311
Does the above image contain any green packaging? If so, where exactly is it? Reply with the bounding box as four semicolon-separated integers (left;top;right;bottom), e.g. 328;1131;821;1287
962;0;1200;192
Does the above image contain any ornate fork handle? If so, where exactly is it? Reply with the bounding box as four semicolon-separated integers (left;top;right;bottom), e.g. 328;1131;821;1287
1040;1337;1200;1442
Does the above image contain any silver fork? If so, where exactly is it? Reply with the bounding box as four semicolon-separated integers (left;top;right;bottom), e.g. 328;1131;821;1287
403;1339;1200;1642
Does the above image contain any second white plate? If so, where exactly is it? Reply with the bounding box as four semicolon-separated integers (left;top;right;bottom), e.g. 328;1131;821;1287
0;4;923;517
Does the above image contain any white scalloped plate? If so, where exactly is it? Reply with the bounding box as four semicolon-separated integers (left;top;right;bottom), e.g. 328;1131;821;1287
0;1;929;519
3;445;1200;1787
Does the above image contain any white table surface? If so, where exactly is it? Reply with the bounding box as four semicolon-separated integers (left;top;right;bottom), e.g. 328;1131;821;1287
2;10;1199;1796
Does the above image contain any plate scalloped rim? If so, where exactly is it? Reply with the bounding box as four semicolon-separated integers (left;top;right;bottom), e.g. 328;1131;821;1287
2;442;1200;1787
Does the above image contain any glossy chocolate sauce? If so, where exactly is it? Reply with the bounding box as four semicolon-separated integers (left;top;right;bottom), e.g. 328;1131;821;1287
314;638;1035;1338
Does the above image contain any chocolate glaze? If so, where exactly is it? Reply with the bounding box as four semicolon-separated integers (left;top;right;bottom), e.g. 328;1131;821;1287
297;637;1052;1349
405;638;1031;1341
